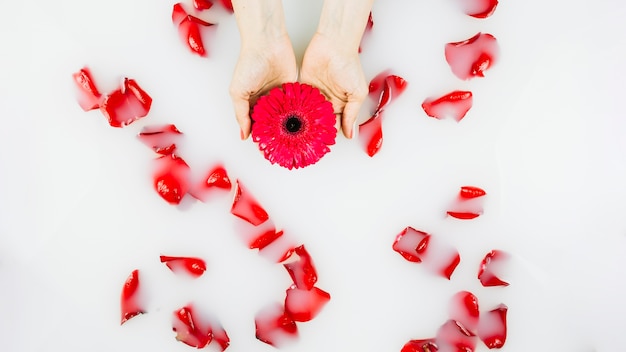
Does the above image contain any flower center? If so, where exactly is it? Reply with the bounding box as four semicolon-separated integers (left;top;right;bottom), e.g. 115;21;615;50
284;115;303;133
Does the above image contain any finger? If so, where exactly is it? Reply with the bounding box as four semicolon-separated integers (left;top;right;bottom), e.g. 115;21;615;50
231;95;252;140
341;99;364;139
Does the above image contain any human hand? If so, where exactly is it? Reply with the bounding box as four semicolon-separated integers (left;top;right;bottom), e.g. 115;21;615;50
229;36;296;140
229;0;296;140
300;32;368;139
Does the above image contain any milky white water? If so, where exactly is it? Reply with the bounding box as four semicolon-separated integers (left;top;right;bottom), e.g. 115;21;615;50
1;0;626;351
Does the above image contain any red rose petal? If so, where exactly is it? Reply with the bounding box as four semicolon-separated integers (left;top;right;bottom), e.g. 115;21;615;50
219;0;233;12
449;291;480;334
137;124;183;155
422;91;473;122
259;232;297;263
249;229;284;250
459;186;486;199
172;3;188;24
368;70;391;99
172;305;212;348
284;285;331;322
376;75;408;112
99;78;152;128
283;245;317;290
153;154;191;205
359;110;383;157
392;226;430;263
447;211;481;220
175;11;214;57
193;0;213;11
189;165;232;202
255;303;298;347
72;67;102;111
421;235;461;280
160;255;207;278
445;33;499;80
478;250;510;287
459;0;499;18
436;320;477;352
210;323;230;352
478;304;508;349
230;180;269;226
401;339;439;352
120;269;145;325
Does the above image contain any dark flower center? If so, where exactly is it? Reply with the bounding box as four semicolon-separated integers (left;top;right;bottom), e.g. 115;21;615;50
284;115;303;133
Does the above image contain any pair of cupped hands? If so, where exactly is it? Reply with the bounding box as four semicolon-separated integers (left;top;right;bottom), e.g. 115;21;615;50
228;0;374;141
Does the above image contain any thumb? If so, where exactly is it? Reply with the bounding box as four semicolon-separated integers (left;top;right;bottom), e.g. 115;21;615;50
231;95;252;140
341;99;363;139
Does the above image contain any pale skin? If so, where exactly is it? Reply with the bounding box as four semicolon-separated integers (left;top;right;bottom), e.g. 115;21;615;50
229;0;374;140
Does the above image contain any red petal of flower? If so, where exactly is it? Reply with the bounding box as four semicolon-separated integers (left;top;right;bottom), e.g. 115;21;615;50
422;90;473;122
177;15;214;57
99;78;152;128
376;75;408;112
422;236;461;280
460;0;499;18
123;78;152;113
255;303;298;347
449;291;480;334
193;0;213;11
137;124;183;155
401;339;439;352
283;245;317;290
160;255;207;278
284;285;331;322
447;211;481;220
368;70;391;99
259;233;297;263
172;305;212;348
210;323;230;352
445;33;499;80
172;3;188;25
230;180;269;225
250;229;284;250
73;67;102;111
359;111;383;157
189;165;232;202
358;12;374;53
120;269;145;325
436;320;477;352
392;226;430;263
153;154;191;205
219;0;233;12
478;250;510;287
478;304;508;349
459;186;486;199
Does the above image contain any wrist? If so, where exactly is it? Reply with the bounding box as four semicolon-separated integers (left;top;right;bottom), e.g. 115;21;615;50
316;0;374;53
232;0;289;49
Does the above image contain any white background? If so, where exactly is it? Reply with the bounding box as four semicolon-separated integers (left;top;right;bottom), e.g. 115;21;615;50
1;0;625;351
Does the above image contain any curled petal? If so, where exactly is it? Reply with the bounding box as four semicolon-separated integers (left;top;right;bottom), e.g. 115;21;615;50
172;3;187;24
99;78;152;128
193;0;213;11
153;154;191;205
160;255;207;278
283;245;317;290
447;211;482;220
448;291;480;334
255;303;299;347
376;75;408;112
368;70;391;99
172;305;212;348
250;229;284;250
445;33;499;80
478;250;510;287
230;180;269;226
458;0;499;18
422;91;473;122
189;165;232;202
359;111;383;157
401;339;439;352
120;269;145;325
392;226;430;263
138;124;182;155
284;285;331;322
478;304;508;349
175;10;215;57
436;320;477;352
459;186;486;199
72;67;102;111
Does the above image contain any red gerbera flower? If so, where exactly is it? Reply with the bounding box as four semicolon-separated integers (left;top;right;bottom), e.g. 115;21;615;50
251;82;336;170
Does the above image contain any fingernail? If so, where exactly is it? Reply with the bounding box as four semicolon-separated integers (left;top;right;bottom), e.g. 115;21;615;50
240;129;245;140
